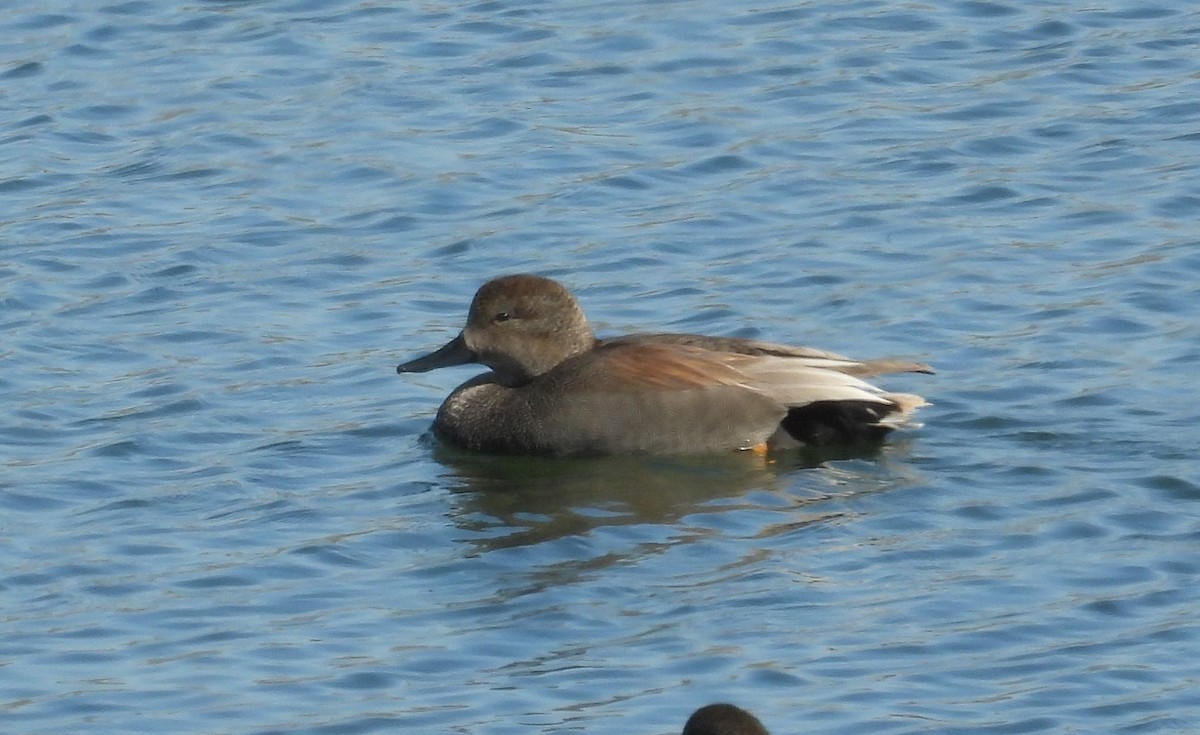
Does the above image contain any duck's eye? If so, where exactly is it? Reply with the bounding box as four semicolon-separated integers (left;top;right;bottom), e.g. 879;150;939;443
492;311;512;323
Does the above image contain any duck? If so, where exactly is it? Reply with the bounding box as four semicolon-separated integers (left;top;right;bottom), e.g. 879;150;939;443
682;703;771;735
397;274;931;457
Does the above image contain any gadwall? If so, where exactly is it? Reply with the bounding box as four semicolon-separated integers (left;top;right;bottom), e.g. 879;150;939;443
683;704;771;735
397;274;931;457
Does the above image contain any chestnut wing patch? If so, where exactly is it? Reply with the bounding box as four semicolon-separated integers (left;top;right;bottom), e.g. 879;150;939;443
582;343;752;391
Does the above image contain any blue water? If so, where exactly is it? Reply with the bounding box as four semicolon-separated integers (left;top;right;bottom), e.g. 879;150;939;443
3;1;1199;733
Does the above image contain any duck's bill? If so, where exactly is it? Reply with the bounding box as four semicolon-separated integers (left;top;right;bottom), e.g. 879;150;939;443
397;333;477;373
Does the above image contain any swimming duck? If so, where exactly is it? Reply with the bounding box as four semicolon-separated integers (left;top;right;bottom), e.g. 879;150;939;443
682;703;771;735
397;274;931;457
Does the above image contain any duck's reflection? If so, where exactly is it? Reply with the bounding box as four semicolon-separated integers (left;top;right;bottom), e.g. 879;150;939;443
432;441;887;553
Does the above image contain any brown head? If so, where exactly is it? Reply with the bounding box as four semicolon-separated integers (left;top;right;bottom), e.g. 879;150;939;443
397;274;597;385
682;704;771;735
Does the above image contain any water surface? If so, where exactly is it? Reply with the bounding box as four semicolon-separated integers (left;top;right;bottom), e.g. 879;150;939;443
3;1;1199;733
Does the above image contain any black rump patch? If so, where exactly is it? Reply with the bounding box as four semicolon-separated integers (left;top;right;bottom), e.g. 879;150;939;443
781;400;897;445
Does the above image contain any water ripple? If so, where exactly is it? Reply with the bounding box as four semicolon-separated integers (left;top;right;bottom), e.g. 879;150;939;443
3;0;1199;733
